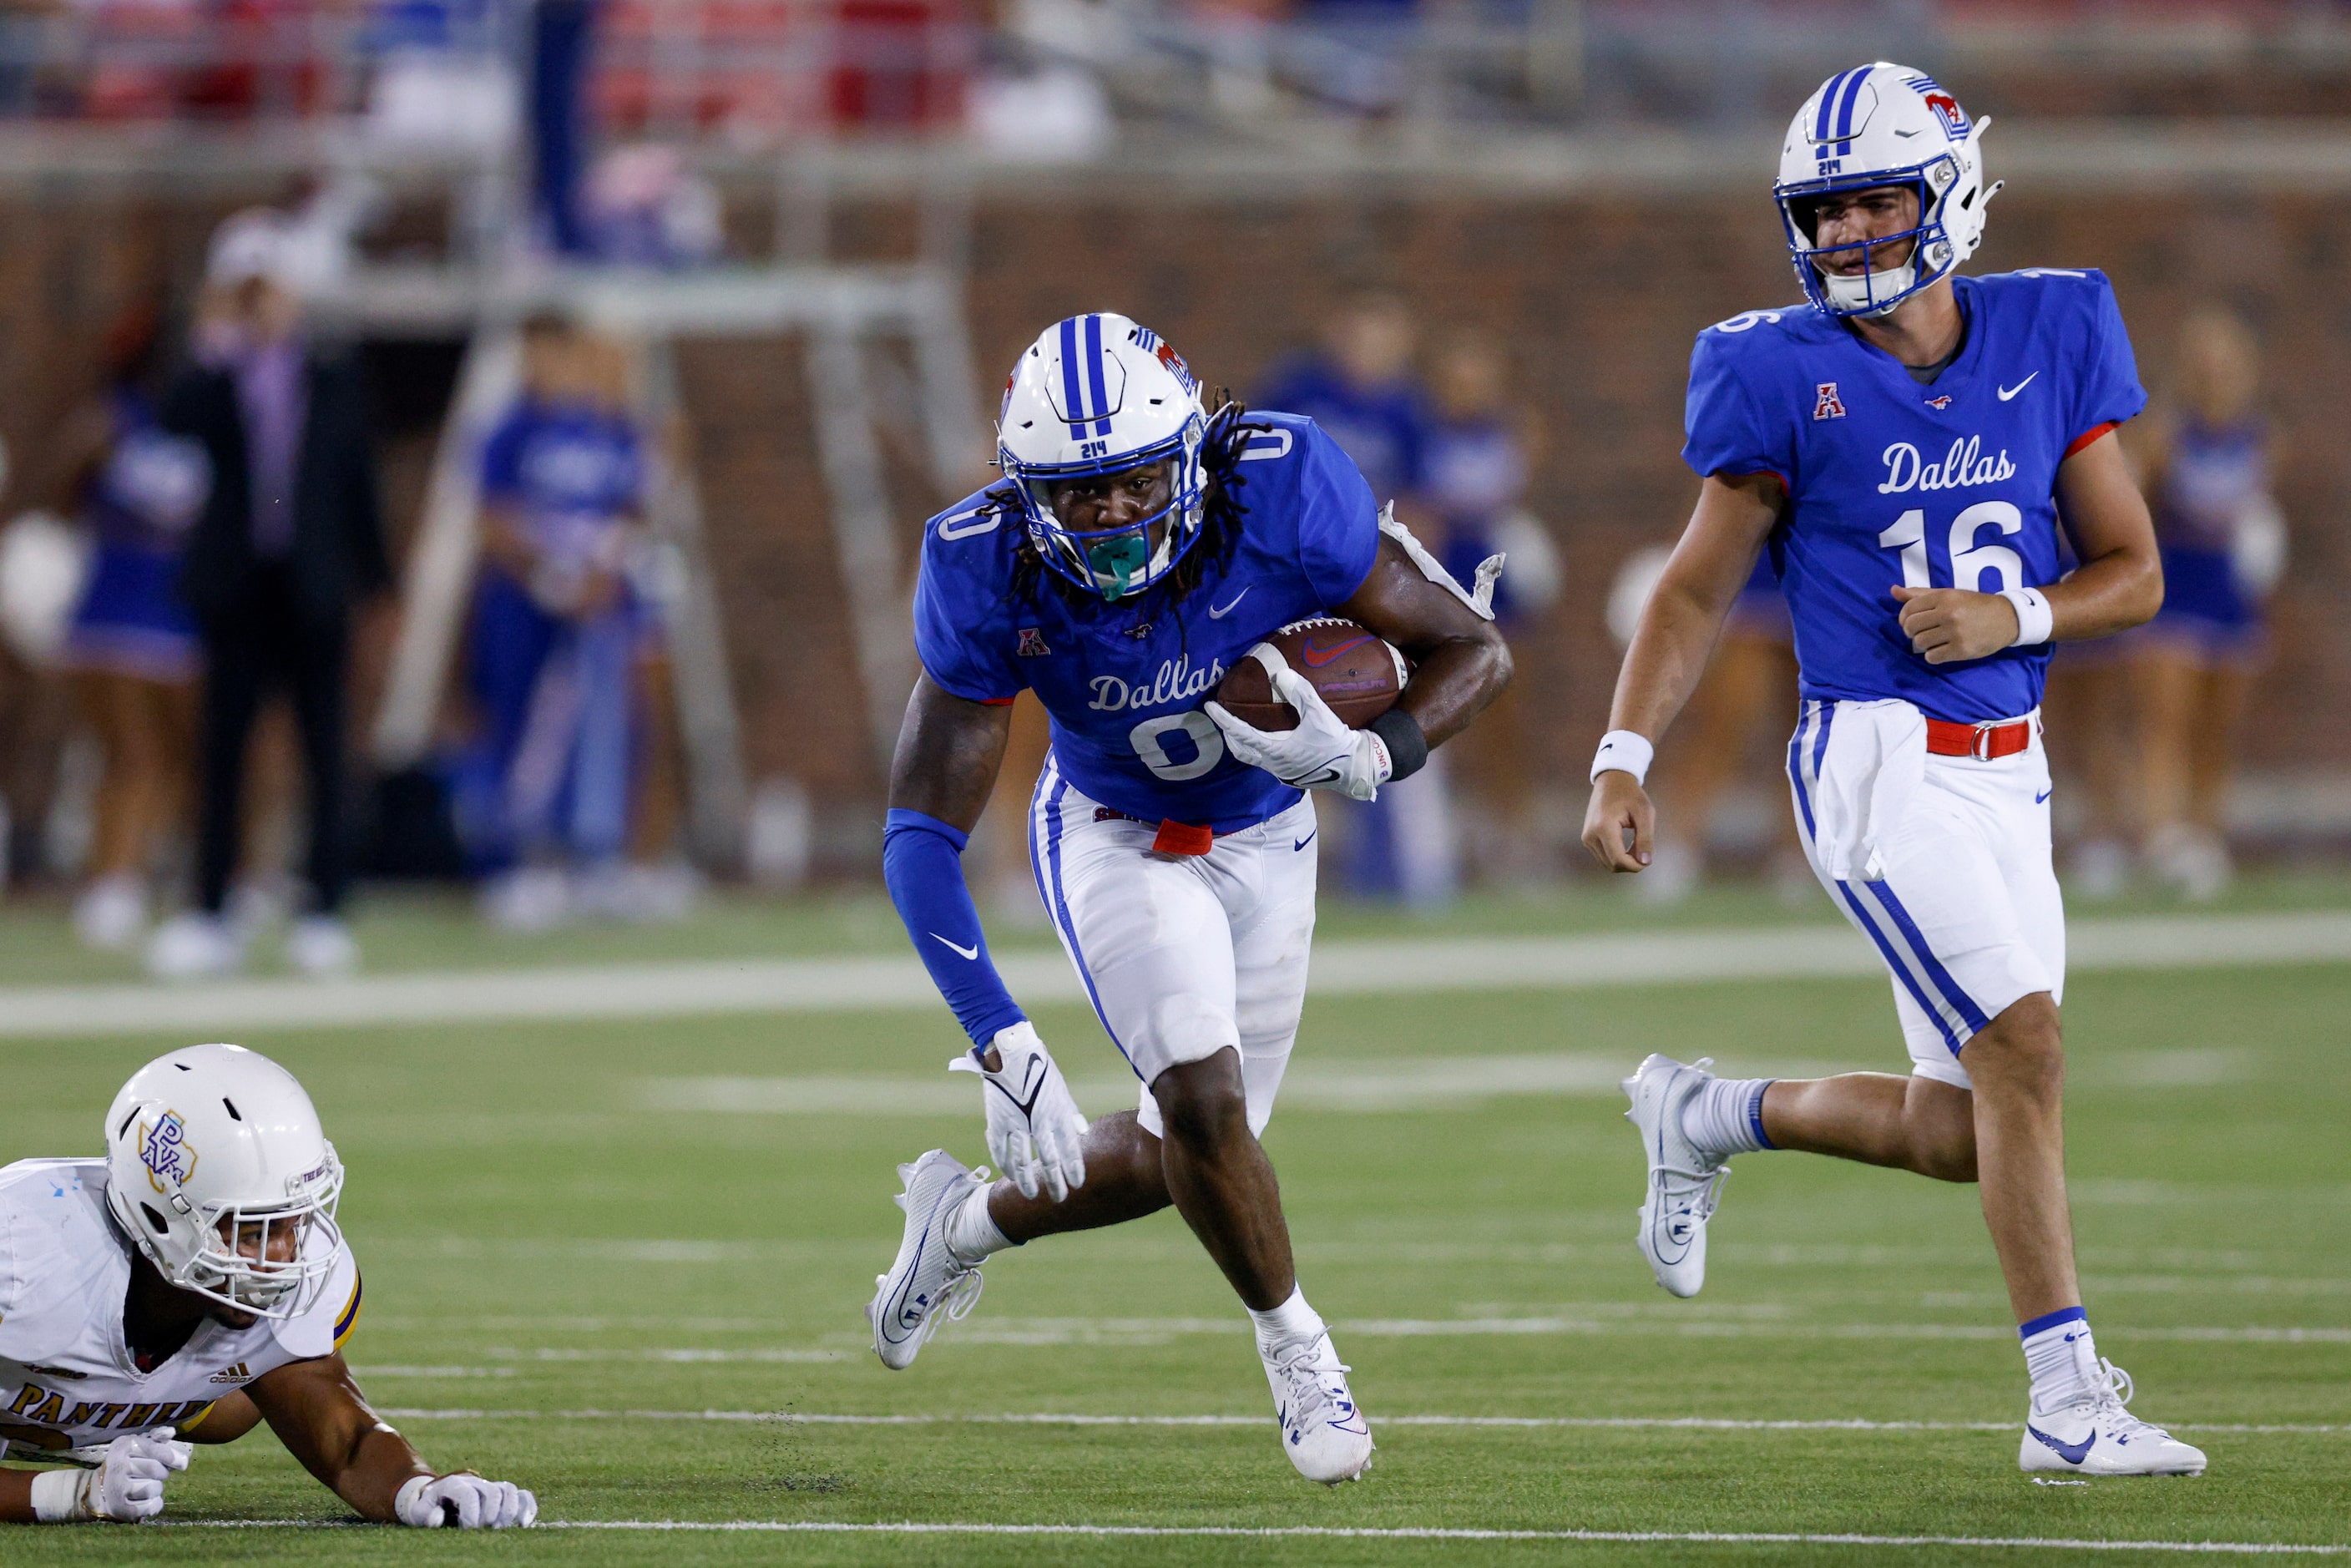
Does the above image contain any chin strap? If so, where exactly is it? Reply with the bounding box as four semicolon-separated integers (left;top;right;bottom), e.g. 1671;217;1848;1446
1378;504;1502;620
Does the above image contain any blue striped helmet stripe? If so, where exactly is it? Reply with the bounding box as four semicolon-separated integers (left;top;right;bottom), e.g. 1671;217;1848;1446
1058;316;1086;436
1813;69;1853;142
1832;66;1871;152
1083;314;1113;438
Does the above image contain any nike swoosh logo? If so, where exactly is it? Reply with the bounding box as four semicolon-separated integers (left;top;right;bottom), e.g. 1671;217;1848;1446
1998;373;2039;401
929;933;979;960
1293;831;1316;852
1300;634;1376;668
2027;1424;2095;1466
984;1058;1048;1119
2035;789;2052;804
1207;587;1250;619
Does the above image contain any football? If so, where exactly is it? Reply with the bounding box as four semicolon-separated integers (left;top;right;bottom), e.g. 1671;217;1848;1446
1212;616;1408;731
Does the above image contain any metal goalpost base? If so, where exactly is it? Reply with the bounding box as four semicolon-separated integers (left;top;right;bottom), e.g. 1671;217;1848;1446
321;259;986;868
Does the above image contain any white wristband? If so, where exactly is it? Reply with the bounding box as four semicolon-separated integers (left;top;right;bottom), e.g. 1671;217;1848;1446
2000;586;2054;647
1590;730;1656;787
30;1467;85;1523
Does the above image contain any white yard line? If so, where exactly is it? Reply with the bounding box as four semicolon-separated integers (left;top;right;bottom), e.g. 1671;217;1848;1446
365;1408;2350;1436
153;1520;2351;1552
3;910;2346;1039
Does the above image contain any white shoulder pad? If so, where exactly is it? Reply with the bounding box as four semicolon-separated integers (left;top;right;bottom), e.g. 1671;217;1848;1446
1378;503;1502;621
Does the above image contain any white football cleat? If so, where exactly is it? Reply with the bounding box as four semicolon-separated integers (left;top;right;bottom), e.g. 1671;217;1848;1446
2020;1358;2207;1477
286;915;359;978
1624;1052;1732;1298
1261;1330;1373;1485
866;1150;989;1371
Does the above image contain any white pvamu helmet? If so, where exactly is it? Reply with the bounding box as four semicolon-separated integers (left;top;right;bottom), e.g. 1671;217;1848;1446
1774;63;2001;319
103;1043;344;1320
997;312;1210;601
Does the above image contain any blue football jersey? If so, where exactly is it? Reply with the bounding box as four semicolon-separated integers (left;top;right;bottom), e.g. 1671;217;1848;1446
914;412;1380;832
1682;270;2146;722
479;400;645;539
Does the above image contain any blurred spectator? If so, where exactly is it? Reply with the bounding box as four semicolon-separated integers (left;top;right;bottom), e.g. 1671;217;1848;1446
1417;326;1560;881
581;143;723;267
145;209;392;979
460;311;691;931
1640;554;1803;903
2042;539;2136;900
50;304;210;951
2128;306;2284;901
1256;286;1454;906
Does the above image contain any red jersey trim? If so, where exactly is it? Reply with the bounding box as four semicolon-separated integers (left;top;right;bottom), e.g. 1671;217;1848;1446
2064;422;2118;459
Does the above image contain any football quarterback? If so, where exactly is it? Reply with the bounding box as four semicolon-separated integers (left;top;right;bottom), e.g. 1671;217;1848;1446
0;1044;535;1526
868;312;1512;1484
1583;63;2203;1477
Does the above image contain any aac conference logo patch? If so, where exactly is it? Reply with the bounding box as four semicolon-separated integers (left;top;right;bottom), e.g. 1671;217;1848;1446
140;1110;199;1193
1813;382;1848;421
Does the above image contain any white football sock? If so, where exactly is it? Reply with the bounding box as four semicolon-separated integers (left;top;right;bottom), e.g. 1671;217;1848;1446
1681;1075;1776;1157
1247;1285;1326;1355
2020;1307;2098;1414
943;1181;1012;1266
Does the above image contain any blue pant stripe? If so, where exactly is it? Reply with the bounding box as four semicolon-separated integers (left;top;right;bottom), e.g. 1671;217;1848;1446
1871;878;1993;1034
1838;880;1963;1055
1809;697;1836;782
1030;758;1135;1072
1787;703;1819;842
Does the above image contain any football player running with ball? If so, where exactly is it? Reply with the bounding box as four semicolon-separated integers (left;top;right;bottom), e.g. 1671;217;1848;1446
868;313;1510;1483
0;1044;534;1527
1584;64;2204;1478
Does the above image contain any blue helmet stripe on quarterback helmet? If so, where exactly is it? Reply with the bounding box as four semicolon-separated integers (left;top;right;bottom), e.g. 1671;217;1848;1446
1813;67;1856;142
1830;68;1870;151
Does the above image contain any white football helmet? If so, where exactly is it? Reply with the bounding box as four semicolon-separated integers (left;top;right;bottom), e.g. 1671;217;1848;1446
997;312;1210;601
103;1043;344;1320
1774;62;2001;318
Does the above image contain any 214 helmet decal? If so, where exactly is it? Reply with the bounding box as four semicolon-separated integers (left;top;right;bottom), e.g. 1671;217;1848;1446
997;312;1211;601
1774;62;2002;319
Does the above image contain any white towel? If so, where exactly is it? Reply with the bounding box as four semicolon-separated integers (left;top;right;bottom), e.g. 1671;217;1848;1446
1807;698;1927;884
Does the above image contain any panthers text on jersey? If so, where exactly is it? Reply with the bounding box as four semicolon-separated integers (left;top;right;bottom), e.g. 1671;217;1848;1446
1684;269;2146;722
915;412;1380;832
0;1159;361;1453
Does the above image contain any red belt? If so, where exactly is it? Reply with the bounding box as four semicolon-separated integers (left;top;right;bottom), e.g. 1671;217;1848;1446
1924;716;2035;760
1095;807;1216;857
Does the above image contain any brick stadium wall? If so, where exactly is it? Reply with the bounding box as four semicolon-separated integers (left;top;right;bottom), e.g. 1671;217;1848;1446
3;184;2344;862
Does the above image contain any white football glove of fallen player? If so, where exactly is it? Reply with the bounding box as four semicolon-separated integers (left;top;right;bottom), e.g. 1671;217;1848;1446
394;1472;538;1530
29;1428;189;1522
1205;648;1393;802
949;1020;1088;1202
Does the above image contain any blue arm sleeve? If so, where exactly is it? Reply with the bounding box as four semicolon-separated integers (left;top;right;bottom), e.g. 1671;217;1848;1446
882;808;1027;1050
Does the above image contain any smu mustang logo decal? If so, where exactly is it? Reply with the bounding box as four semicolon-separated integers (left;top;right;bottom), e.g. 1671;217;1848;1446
140;1110;198;1193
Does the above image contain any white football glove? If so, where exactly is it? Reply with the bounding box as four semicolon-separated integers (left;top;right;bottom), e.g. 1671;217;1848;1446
1205;648;1393;802
30;1428;189;1521
394;1472;538;1530
949;1020;1088;1202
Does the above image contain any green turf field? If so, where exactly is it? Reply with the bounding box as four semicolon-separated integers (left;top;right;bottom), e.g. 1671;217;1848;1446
2;881;2347;1564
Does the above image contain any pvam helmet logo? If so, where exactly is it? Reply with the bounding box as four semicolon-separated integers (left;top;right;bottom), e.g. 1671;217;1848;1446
140;1110;199;1193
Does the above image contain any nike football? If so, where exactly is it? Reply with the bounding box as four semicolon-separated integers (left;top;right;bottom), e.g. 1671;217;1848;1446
1213;616;1407;731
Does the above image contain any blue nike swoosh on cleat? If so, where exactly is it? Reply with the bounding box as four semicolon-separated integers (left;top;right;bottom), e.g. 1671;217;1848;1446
1294;831;1317;852
2028;1425;2095;1465
2035;789;2053;804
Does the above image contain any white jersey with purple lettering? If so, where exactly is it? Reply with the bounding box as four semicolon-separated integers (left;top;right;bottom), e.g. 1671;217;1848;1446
0;1159;361;1453
1682;268;2146;1081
